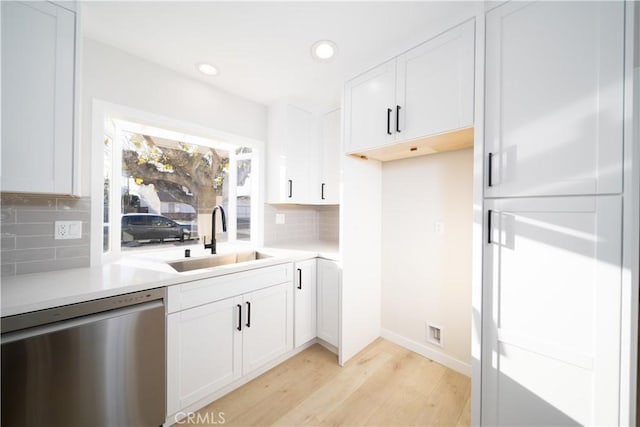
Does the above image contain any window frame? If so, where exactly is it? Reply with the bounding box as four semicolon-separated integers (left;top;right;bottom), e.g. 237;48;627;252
91;100;265;265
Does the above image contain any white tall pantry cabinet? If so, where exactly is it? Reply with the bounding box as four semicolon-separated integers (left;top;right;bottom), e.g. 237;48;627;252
480;1;634;425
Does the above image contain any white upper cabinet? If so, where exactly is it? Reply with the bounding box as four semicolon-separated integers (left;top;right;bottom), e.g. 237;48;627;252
267;103;313;203
397;20;474;141
319;109;341;204
1;1;77;194
485;1;624;198
267;104;341;205
344;59;398;153
344;20;475;158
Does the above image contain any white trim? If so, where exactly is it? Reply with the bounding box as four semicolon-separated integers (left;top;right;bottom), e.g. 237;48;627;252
380;328;472;377
620;1;639;425
470;5;486;426
90;99;265;266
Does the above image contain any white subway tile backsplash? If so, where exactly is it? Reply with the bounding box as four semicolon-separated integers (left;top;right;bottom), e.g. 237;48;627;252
18;209;90;224
15;257;90;275
1;264;15;276
1;248;55;264
263;203;338;245
56;246;89;259
1;193;91;277
1;236;15;251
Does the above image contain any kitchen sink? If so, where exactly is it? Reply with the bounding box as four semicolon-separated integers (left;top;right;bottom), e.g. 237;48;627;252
168;251;271;272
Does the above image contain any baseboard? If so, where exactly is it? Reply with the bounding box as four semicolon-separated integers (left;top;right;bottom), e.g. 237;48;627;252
316;337;338;355
380;328;471;377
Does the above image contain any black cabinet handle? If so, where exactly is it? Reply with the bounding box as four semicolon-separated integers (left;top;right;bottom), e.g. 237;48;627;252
386;108;392;135
396;105;401;133
246;301;251;328
297;268;302;290
288;179;293;198
321;183;326;200
487;210;493;244
488;153;493;187
236;304;242;331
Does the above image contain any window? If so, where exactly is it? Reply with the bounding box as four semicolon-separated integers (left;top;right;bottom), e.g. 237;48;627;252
102;117;260;257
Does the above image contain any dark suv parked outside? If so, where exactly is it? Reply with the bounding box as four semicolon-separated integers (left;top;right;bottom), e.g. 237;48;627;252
122;214;190;242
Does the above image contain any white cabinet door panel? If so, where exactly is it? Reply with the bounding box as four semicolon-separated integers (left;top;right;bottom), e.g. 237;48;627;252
485;1;624;197
344;59;397;153
294;259;317;347
167;296;243;416
320;109;341;204
317;259;341;347
398;19;474;141
242;283;293;375
1;1;75;194
482;196;622;426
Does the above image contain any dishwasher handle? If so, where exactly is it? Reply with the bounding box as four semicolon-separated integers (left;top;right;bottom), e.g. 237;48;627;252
1;300;164;345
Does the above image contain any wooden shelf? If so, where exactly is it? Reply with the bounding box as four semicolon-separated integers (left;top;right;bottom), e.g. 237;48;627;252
349;126;474;162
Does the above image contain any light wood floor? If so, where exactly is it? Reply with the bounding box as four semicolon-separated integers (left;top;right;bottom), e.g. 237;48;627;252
189;338;471;426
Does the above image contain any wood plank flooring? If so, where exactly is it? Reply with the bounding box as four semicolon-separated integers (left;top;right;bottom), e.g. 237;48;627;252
186;338;470;426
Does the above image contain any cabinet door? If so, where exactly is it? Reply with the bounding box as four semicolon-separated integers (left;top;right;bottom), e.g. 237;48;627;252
317;259;341;347
1;1;75;194
167;296;243;416
344;59;397;153
294;259;317;347
482;196;622;426
284;105;312;203
485;2;624;197
319;109;341;204
397;20;474;141
267;104;313;203
242;282;293;375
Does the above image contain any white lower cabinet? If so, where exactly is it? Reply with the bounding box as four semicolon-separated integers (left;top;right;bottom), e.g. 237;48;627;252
293;259;317;347
167;296;243;416
167;264;293;418
242;283;294;374
316;259;341;347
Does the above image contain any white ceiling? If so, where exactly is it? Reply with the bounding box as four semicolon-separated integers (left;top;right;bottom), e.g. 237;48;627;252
82;1;476;112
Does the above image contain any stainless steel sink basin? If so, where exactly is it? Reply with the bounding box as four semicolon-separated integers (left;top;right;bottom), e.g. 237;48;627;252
168;251;271;273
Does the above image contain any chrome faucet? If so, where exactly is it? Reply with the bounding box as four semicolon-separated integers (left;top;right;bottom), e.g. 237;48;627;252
204;205;227;254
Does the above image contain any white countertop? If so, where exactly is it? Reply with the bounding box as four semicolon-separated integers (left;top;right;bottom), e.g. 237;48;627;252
265;241;339;261
1;242;338;317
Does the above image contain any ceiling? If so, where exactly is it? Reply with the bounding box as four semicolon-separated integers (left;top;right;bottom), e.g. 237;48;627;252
82;1;476;112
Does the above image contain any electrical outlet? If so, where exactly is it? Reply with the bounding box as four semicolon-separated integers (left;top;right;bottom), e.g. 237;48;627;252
434;221;445;235
426;322;444;348
275;214;285;225
55;221;82;240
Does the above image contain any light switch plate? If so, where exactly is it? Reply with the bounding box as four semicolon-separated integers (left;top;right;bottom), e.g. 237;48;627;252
275;214;285;225
55;221;82;239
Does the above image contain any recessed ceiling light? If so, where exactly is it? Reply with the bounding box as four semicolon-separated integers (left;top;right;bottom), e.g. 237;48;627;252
311;40;338;62
196;63;219;76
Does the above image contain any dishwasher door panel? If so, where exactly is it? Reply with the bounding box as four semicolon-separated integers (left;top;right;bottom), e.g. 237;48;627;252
1;301;165;427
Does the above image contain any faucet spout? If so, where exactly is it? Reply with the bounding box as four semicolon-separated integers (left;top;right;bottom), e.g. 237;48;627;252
204;205;227;254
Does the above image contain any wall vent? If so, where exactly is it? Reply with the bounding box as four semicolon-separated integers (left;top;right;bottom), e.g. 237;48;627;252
426;323;444;348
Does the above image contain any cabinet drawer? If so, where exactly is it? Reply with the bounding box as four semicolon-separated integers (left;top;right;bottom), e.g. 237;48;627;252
167;263;293;313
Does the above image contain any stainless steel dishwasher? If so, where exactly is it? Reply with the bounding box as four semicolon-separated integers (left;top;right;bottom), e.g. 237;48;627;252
1;287;166;427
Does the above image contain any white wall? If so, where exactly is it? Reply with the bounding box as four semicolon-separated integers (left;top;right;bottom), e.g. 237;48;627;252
381;148;473;375
80;38;267;196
